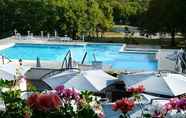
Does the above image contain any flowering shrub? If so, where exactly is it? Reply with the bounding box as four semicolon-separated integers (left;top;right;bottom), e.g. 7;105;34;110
112;85;145;118
127;85;145;102
0;82;104;118
55;85;80;103
27;93;62;112
0;67;104;118
112;98;135;113
127;85;145;95
112;98;135;118
26;85;104;118
144;97;186;118
163;98;186;113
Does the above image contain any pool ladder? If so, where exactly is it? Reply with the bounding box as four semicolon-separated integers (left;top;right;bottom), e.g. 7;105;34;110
1;55;12;64
81;51;97;64
61;50;73;69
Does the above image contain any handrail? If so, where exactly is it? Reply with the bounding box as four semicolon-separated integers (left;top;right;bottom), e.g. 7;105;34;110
81;51;87;64
61;50;71;69
67;52;72;68
1;55;12;64
93;52;96;61
178;54;186;67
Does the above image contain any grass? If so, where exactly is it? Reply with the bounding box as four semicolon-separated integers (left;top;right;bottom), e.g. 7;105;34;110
103;32;123;38
86;37;186;48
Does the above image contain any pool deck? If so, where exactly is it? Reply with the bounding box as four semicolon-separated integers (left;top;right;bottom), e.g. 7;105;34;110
157;49;178;72
120;44;160;53
0;36;88;46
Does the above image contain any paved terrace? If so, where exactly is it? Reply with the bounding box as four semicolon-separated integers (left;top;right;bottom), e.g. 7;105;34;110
120;44;160;53
157;49;178;72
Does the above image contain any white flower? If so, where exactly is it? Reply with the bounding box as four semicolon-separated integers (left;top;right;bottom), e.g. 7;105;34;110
1;87;10;92
69;100;78;112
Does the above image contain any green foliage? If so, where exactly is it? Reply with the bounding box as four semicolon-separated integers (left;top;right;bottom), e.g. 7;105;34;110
80;91;94;104
27;82;37;92
0;85;31;118
0;77;101;118
77;106;98;118
111;0;150;25
0;80;13;88
143;0;186;46
0;0;151;39
0;0;113;39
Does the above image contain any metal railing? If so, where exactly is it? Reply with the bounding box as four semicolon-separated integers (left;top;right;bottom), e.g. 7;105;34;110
81;51;87;64
178;53;186;67
61;50;72;69
1;55;12;64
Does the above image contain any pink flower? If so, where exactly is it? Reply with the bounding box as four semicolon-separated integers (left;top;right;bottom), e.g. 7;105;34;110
152;110;164;118
98;112;105;118
55;85;80;102
55;85;65;95
163;103;173;112
176;98;186;110
163;97;186;112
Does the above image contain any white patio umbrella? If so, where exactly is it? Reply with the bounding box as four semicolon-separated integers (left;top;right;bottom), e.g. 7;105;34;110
120;72;186;97
43;69;117;92
0;63;31;81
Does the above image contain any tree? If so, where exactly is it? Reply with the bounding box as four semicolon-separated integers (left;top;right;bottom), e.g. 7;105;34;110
143;0;185;46
0;0;115;39
111;0;150;25
96;0;113;38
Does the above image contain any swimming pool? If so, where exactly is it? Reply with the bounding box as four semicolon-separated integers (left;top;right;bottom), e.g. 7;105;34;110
0;43;157;71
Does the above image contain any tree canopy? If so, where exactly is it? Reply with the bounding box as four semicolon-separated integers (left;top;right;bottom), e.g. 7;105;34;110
0;0;114;39
0;0;149;39
143;0;186;46
0;0;186;44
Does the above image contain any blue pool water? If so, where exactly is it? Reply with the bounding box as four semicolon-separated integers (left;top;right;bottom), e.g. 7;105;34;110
0;43;157;71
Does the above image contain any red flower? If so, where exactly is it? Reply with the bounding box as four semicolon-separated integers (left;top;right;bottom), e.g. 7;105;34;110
112;103;118;111
27;93;62;111
112;98;134;113
127;85;145;94
137;85;145;93
27;93;40;108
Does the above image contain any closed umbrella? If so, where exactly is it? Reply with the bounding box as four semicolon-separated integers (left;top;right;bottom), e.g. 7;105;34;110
0;63;30;81
120;72;186;97
43;70;117;92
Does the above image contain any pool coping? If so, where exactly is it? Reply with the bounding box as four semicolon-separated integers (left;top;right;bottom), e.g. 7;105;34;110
0;43;15;51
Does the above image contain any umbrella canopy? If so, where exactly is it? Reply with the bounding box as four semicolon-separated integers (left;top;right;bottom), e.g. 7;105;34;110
120;72;186;97
43;70;117;92
0;63;31;81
